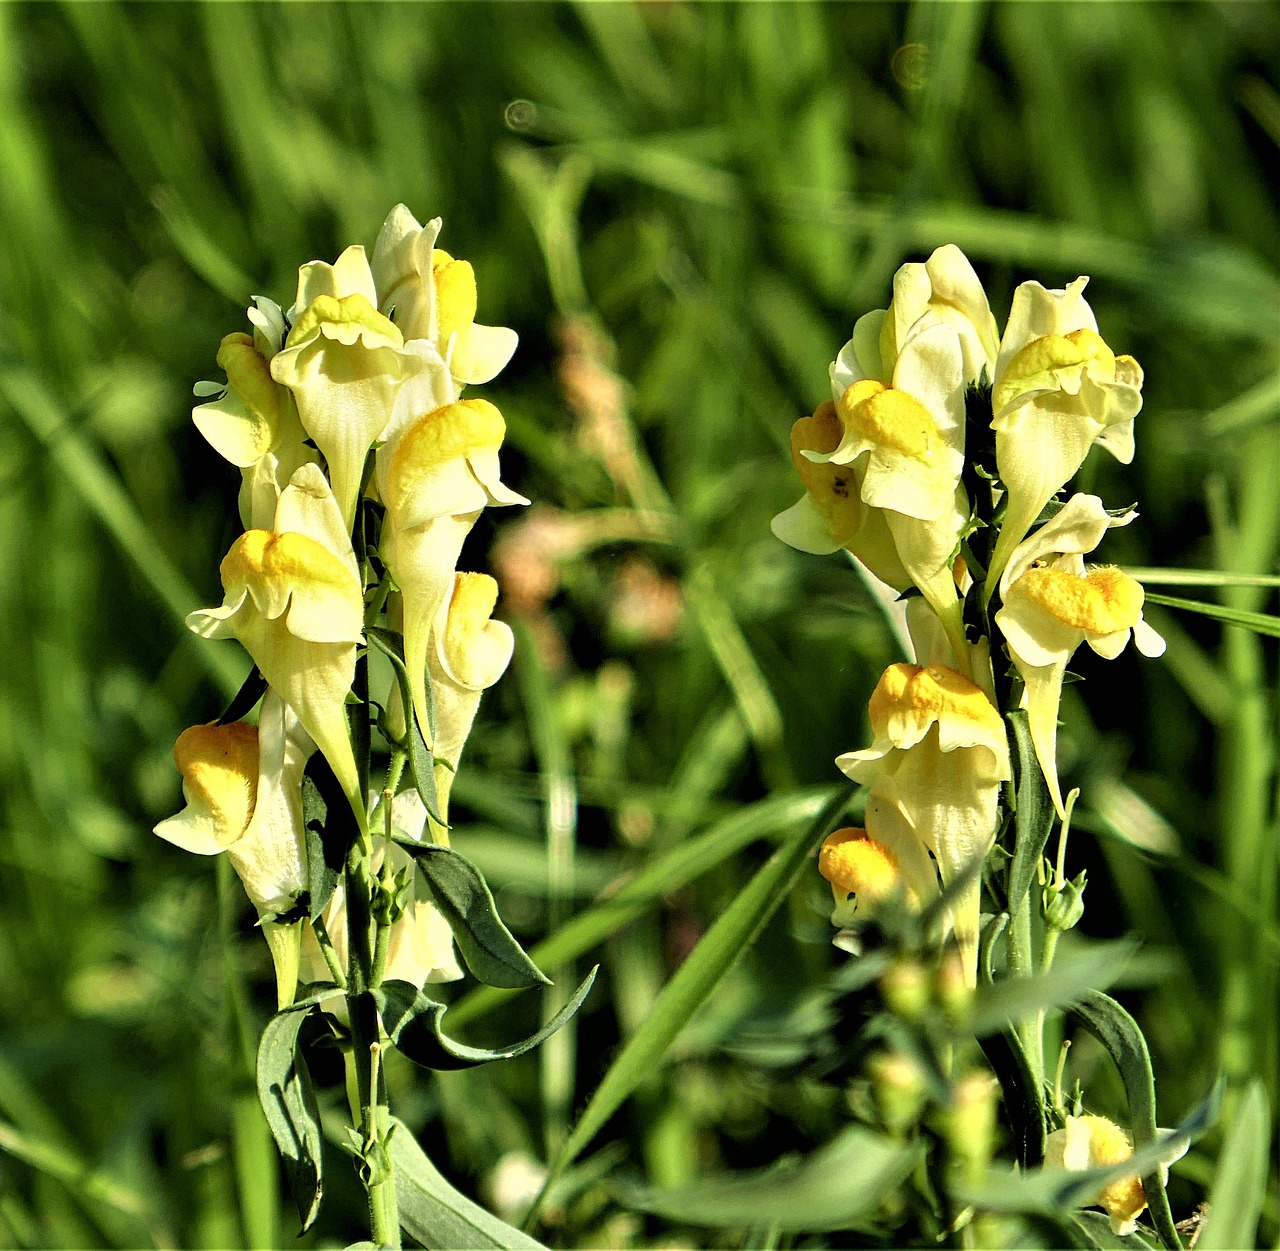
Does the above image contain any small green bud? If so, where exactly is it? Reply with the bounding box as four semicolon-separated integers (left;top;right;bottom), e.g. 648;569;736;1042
373;866;414;927
868;1051;927;1134
880;958;930;1021
1044;868;1086;933
939;1071;998;1182
934;946;972;1024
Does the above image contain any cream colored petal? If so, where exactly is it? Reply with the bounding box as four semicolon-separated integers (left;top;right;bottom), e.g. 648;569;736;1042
467;449;530;507
261;920;302;1010
996;593;1082;670
377;341;458;448
996;277;1095;379
862;789;941;908
1086;627;1133;661
295;245;379;310
391;786;429;843
192;391;267;468
248;296;288;360
891;319;966;445
385;898;464;986
186;594;249;640
153;807;228;857
771;494;843;555
1132;616;1166;658
830;309;887;400
371;205;432;307
923;244;1000;380
999;494;1130;596
452;322;518;385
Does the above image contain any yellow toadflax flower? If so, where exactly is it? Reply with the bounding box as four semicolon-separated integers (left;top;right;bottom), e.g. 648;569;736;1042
838;663;1011;983
371;204;518;387
1045;1114;1183;1237
818;825;935;935
770;400;911;590
154;692;312;1005
192;319;319;531
187;464;367;828
995;494;1165;816
376;399;527;751
985;278;1143;593
270;245;432;532
807;324;972;672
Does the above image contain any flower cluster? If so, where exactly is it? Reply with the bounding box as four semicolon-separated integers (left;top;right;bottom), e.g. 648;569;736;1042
156;206;524;1004
775;246;1164;982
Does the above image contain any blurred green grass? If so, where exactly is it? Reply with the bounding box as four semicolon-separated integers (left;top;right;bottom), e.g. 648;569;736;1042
0;2;1276;1247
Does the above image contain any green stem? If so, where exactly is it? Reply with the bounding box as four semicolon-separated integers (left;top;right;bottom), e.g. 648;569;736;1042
1006;902;1044;1088
310;916;347;990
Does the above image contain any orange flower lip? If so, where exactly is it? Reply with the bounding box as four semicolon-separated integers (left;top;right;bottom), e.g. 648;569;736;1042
221;529;357;600
818;827;904;904
837;379;943;460
172;721;259;846
1016;565;1144;635
868;662;1004;740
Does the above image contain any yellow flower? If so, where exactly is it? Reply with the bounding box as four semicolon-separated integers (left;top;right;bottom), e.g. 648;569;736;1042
154;692;312;1006
376;400;526;750
770;400;911;590
838;663;1011;982
270;245;432;531
1045;1114;1184;1237
995;494;1165;816
187;465;366;827
876;245;1000;387
809;324;973;671
985;278;1143;593
372;204;518;386
818;824;935;934
192;326;318;529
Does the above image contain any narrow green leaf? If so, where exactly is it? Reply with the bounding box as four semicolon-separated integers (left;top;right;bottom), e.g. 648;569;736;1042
1196;1079;1270;1251
374;969;596;1071
395;842;551;989
255;1006;324;1232
1142;592;1280;639
389;1117;547;1250
217;666;267;725
1007;709;1056;917
531;785;855;1212
1124;568;1280;589
621;1125;922;1232
367;625;443;824
1072;1211;1161;1249
300;752;358;922
1067;992;1206;1250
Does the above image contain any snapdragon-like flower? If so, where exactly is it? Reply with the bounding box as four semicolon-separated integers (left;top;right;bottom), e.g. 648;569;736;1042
807;324;971;668
818;821;936;936
870;244;1000;388
838;663;1011;982
986;278;1144;592
192;318;318;530
154;692;312;1004
302;789;463;991
187;464;366;826
770;400;911;590
996;494;1165;816
376;399;527;747
1045;1114;1183;1237
372;204;518;387
270;245;430;531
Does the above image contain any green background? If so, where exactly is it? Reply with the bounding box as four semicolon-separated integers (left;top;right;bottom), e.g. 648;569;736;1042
0;3;1276;1247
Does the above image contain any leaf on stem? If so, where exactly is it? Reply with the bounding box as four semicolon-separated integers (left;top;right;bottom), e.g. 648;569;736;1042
1195;1078;1269;1251
301;751;359;921
394;842;551;988
256;1004;325;1232
217;665;268;725
1006;708;1056;917
373;968;596;1071
388;1117;548;1249
1140;592;1280;639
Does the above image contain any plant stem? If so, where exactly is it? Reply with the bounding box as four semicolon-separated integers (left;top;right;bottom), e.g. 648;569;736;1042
310;916;347;989
1006;901;1043;1087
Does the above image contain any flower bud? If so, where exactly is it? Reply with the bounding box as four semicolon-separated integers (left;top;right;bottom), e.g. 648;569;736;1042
1044;869;1087;933
868;1051;928;1135
880;958;931;1021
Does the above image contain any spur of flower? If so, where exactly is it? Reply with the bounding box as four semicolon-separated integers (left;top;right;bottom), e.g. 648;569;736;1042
154;692;312;1004
837;663;1011;982
995;493;1165;816
187;463;367;828
985;277;1144;593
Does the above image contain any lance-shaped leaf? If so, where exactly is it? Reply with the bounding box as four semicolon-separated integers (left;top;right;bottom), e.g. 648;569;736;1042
217;665;267;725
300;751;359;922
1196;1079;1269;1251
367;625;443;825
1006;708;1057;917
373;968;596;1070
1067;992;1206;1250
388;1116;547;1250
256;1004;326;1232
395;842;550;988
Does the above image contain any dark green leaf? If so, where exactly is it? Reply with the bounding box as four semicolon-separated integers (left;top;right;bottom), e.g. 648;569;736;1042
1007;709;1056;917
367;625;443;825
388;1117;547;1249
1067;993;1221;1250
301;751;358;921
621;1125;922;1232
1072;1212;1162;1249
373;968;596;1071
217;665;267;725
396;842;551;989
1196;1079;1269;1251
256;1005;325;1232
